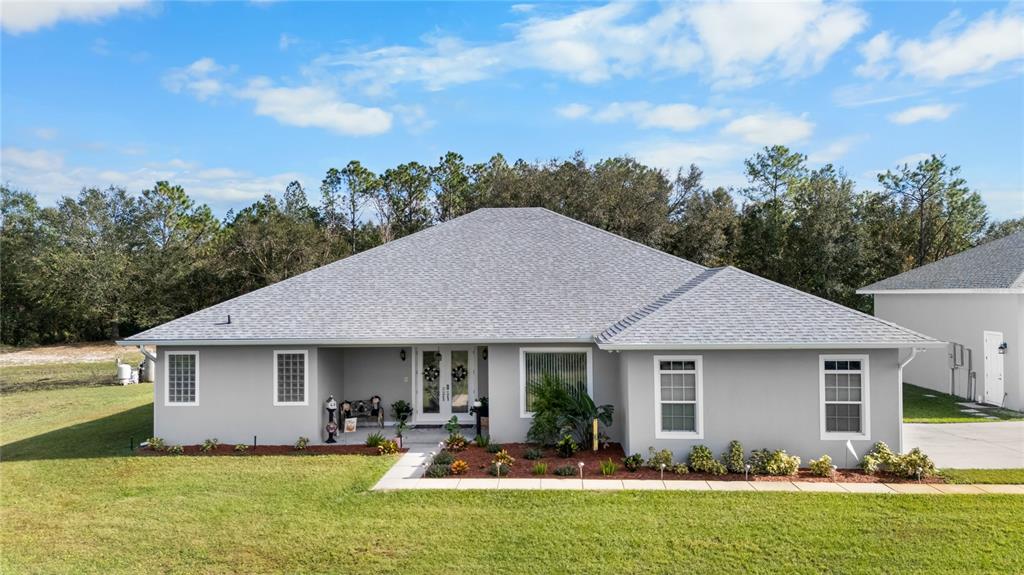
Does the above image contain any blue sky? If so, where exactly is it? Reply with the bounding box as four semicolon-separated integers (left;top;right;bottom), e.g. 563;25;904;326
2;1;1022;219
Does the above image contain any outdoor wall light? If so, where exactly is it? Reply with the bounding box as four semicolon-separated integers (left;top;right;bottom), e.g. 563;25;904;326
400;349;406;361
998;342;1008;355
482;347;488;360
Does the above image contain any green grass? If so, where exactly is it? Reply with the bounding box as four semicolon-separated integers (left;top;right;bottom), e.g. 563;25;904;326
1;354;143;394
903;383;1024;423
2;380;1024;573
941;469;1024;485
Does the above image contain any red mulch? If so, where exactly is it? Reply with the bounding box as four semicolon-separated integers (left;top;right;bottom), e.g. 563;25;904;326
136;443;406;457
444;443;942;483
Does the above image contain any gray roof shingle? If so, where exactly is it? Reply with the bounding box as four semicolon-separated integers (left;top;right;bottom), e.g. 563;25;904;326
124;208;937;347
859;231;1024;292
598;267;937;347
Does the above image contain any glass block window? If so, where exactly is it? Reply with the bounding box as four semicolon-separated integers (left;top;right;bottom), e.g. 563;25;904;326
522;350;590;413
822;357;867;435
656;357;700;436
275;352;307;405
166;353;197;405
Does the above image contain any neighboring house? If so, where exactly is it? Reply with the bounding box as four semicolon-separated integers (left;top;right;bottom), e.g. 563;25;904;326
120;208;940;465
858;231;1024;411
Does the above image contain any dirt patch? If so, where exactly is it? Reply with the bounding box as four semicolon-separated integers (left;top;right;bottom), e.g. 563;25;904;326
443;443;942;483
0;342;151;366
137;444;406;457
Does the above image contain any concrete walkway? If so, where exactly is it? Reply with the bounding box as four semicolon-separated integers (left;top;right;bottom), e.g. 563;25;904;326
370;448;1023;494
904;422;1024;469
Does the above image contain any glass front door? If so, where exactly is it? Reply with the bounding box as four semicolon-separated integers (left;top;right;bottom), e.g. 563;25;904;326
417;347;476;423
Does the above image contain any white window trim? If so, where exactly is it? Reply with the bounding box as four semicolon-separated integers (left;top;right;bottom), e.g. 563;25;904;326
273;350;309;406
819;354;870;441
164;351;199;407
653;355;704;439
519;347;593;418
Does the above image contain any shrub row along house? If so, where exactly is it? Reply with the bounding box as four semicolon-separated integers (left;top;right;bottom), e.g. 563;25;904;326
121;208;942;465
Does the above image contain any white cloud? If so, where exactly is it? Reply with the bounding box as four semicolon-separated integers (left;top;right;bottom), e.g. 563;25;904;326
279;33;298;51
33;127;58;141
162;57;227;101
510;4;535;13
237;77;392;136
808;135;867;164
688;0;868;87
895;153;933;167
555;103;591;119
888;104;957;125
0;146;306;207
391;104;435;134
722;112;814;145
588;101;728;131
0;0;149;34
319;2;858;94
163;58;393;136
854;32;894;79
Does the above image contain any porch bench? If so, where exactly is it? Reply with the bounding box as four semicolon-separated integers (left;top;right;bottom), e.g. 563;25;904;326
341;396;385;428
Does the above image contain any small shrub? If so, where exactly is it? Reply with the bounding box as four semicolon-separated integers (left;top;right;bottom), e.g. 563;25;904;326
722;440;745;474
532;462;549;476
553;465;576;476
809;454;834;477
485;443;503;454
622;453;644;472
433;451;455;466
294;437;309;451
425;463;450;478
200;438;219;453
233;444;249;453
555;435;579;458
689;445;727;475
647;447;674;470
524;447;544;460
892;448;936;479
762;450;800;476
474;434;491;448
599;458;619;476
146;437;166;451
748;449;772;474
377;439;399;455
444;415;462;435
672;463;689;475
492;449;515;468
365;432;387;448
166;444;184;455
450;460;469;475
445;433;468;452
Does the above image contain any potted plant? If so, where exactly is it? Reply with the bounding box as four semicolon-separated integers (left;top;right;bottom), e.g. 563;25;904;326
391;400;413;423
470;396;489;435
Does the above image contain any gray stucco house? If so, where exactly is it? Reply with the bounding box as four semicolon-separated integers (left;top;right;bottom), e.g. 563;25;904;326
120;208;941;465
859;231;1024;410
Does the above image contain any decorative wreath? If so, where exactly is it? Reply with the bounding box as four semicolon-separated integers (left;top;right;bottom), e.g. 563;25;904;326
423;365;440;383
451;365;468;383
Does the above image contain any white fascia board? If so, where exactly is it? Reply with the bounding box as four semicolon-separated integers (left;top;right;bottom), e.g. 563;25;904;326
597;341;947;351
115;336;594;347
857;288;1024;295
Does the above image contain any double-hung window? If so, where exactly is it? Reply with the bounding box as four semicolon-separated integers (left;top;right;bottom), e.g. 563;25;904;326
165;351;198;406
654;356;703;438
274;350;308;406
519;348;592;417
820;355;870;440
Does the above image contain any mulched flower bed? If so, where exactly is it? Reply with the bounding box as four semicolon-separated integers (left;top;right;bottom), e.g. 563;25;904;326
442;443;942;483
137;444;406;457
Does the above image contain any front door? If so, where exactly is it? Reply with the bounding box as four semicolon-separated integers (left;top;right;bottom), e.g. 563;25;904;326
983;331;1005;406
417;346;476;423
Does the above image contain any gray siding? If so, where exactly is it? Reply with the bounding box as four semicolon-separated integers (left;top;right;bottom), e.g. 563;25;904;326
620;348;901;467
875;293;1022;410
154;345;321;445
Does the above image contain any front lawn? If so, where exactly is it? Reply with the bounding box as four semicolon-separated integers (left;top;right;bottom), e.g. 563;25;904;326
2;382;1024;573
0;355;143;394
903;383;1024;423
941;468;1024;485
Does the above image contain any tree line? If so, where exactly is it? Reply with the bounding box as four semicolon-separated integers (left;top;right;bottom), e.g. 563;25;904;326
2;146;1021;345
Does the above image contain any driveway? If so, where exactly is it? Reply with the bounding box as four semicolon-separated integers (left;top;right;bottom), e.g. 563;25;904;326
904;422;1024;469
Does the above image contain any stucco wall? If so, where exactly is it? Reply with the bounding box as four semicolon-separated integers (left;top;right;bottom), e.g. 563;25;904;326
486;343;624;444
619;348;901;468
154;345;321;445
874;293;1022;410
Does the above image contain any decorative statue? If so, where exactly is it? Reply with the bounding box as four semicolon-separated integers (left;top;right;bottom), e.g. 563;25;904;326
341;400;353;420
325;395;338;423
325;421;338;444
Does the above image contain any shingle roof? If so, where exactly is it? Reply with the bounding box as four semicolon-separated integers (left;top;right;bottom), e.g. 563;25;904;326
124;208;938;348
125;208;706;343
598;267;937;347
859;231;1024;292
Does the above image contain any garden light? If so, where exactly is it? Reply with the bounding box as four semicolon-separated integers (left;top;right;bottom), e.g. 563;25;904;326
578;461;584;479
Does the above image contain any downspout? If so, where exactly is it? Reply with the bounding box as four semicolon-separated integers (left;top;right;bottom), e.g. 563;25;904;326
137;345;156;362
897;348;921;453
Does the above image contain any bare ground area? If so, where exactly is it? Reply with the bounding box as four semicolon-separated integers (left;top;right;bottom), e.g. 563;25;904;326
0;342;149;366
